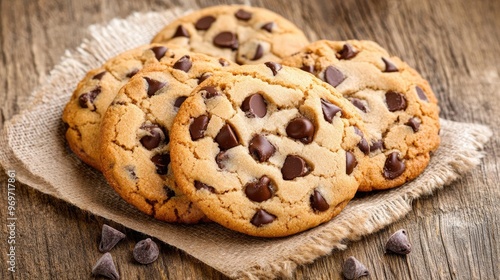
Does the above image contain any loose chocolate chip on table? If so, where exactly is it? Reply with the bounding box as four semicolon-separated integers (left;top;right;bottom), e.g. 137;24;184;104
286;117;315;144
195;15;216;30
241;93;267;118
382;57;398;72
215;151;228;169
250;209;276;226
99;224;126;253
321;98;342;123
383;152;406;179
172;25;189;38
174;96;188;109
369;139;384;152
385;229;412;255
345;151;357;175
385;91;407;111
301;64;315;74
245;176;273;202
281;155;310;180
416;86;428;101
310;189;329;212
354;127;370;155
126;69;139;78
173;55;192;72
235;9;252;21
350;98;367;113
194;180;216;193
198;73;212;84
264;61;282;76
200;86;220;98
213;32;239;49
215;124;239;150
338;43;358;60
93;71;106;80
92;252;119;280
252;44;264;60
324;65;346;87
189;115;209;140
151;46;168;60
151;153;170;175
248;135;275;162
261;22;274;32
139;124;165;150
78;86;101;109
406;117;420;132
144;77;167;97
342;256;369;280
133;238;160;264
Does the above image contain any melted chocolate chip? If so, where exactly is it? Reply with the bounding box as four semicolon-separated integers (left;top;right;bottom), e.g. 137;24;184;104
383;152;406;179
406;117;420;132
342;256;369;280
286;117;315;144
200;86;220;98
215;124;239;150
281;155;310;180
144;77;167;97
151;46;168;60
163;186;176;198
173;25;189;38
133;238;159;264
385;91;407;111
324;66;346;87
252;44;264;60
248;135;275;162
416;86;428;101
93;71;106;80
198;73;212;84
261;22;274;32
189;115;209;140
92;253;119;280
139;124;165;150
301;64;315;74
350;98;367;112
173;55;192;72
151;153;170;175
174;96;187;109
235;9;252;21
250;209;276;227
354;127;370;155
78;86;101;109
245;176;273;202
215;151;228;169
195;15;216;30
321;98;342;123
219;58;230;67
194;181;215;193
213;32;239;49
338;43;358;59
241;93;267;118
345;151;357;175
382;57;398;72
264;61;282;76
386;229;412;255
126;69;139;78
369;139;384;152
310;189;329;212
99;224;126;253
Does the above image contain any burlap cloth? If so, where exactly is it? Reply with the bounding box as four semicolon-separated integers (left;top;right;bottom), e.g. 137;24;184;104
0;9;492;280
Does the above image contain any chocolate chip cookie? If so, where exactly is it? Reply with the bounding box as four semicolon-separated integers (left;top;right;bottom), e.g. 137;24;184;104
62;44;177;170
151;5;309;65
99;53;233;223
169;63;370;237
281;40;440;191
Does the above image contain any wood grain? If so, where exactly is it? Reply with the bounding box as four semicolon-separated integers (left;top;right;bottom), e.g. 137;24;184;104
1;0;499;279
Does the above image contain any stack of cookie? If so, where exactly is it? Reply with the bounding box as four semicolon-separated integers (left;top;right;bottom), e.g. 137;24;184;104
62;5;440;237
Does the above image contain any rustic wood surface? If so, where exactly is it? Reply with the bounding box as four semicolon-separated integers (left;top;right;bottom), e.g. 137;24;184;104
1;0;499;279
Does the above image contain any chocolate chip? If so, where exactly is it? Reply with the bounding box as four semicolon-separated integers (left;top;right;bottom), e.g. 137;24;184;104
354;127;370;155
385;91;407;112
151;46;168;60
338;43;358;60
235;9;252;21
382;57;398;72
301;64;315;74
213;31;239;50
241;93;267;118
133;238;159;264
99;224;126;253
324;66;346;87
342;256;369;280
252;44;264;60
369;139;384;152
406;117;420;132
125;165;137;180
93;71;106;80
310;190;329;212
281;155;310;180
245;176;273;202
173;55;192;72
163;186;176;198
200;86;220;98
189;115;209;140
350;98;367;113
194;180;216;193
416;86;428;102
174;96;187;109
219;58;230;67
173;25;189;38
92;253;119;280
286;117;315;144
215;124;239;150
250;209;276;227
264;61;282;76
126;69;139;78
346;151;357;175
249;135;275;162
144;77;167;97
198;73;212;84
321;98;342;123
383;152;405;179
195;15;216;30
139;124;165;150
78;86;101;109
261;22;274;32
215;151;228;169
385;229;411;255
151;153;170;175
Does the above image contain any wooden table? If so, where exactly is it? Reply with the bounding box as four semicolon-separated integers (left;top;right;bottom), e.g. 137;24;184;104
1;0;499;279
